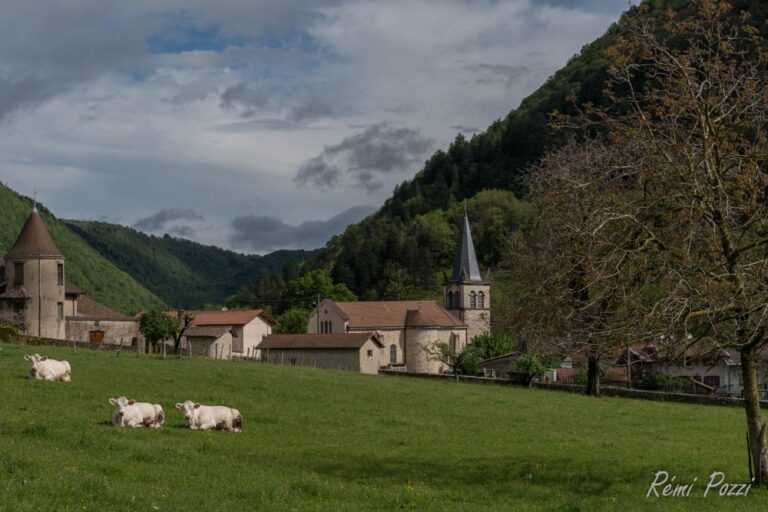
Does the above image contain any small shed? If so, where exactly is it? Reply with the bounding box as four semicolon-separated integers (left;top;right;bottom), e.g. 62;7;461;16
259;332;383;374
186;325;237;359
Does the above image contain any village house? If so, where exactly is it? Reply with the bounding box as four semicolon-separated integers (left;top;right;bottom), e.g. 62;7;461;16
259;332;383;375
170;309;274;359
0;207;143;346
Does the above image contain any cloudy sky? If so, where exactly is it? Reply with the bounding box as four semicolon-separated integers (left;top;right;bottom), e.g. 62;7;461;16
0;0;628;253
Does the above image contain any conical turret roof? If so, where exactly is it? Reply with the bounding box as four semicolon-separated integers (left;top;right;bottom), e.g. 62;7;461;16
448;213;482;283
6;208;64;260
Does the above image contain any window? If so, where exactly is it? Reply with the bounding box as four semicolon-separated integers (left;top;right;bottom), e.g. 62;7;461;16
14;262;24;286
367;350;373;360
453;291;460;309
446;291;453;309
478;291;485;309
703;375;721;388
390;344;397;364
57;302;64;321
469;291;477;309
57;263;64;286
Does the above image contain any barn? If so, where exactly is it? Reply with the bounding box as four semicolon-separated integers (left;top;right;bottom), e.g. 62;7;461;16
259;332;383;374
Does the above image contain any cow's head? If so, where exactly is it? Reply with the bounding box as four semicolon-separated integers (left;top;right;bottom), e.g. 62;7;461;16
175;401;200;425
109;397;135;421
23;354;46;376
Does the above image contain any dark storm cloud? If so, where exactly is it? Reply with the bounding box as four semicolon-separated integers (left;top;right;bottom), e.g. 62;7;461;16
294;123;432;193
133;208;204;232
229;205;375;252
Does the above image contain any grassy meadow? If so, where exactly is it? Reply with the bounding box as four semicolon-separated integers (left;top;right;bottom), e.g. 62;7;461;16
0;342;765;511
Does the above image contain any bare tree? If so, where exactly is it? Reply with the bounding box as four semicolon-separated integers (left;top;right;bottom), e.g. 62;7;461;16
535;0;768;480
517;137;658;396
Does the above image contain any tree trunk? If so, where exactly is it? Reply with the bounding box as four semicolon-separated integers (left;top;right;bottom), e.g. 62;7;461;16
586;355;600;397
174;337;181;355
741;347;768;484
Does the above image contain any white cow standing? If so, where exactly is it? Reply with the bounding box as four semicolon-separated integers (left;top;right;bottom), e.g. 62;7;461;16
109;397;165;428
175;401;242;432
23;354;71;382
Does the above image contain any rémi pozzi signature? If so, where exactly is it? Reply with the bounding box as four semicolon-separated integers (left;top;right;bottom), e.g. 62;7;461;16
647;471;753;498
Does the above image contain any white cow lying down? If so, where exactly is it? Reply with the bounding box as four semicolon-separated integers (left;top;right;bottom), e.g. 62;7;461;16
24;353;71;382
109;397;165;428
175;401;242;432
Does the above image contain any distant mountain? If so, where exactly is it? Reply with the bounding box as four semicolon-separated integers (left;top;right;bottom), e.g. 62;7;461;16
64;220;319;309
0;182;163;314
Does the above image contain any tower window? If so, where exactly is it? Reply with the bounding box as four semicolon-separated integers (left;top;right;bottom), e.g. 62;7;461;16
57;302;64;321
478;291;485;309
453;291;460;308
14;262;24;286
470;291;477;309
57;263;64;286
446;291;453;309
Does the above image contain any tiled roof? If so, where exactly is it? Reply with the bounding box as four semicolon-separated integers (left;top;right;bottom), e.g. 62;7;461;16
187;325;235;339
0;287;32;300
6;210;64;260
75;295;131;321
259;332;381;350
65;280;84;296
329;300;465;329
448;213;483;283
167;309;275;327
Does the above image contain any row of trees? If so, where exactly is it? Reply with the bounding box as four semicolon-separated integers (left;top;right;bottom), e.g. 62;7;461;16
513;1;768;481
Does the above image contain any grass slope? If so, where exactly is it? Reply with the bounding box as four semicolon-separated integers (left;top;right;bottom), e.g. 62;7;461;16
0;343;763;511
0;183;163;315
64;220;318;309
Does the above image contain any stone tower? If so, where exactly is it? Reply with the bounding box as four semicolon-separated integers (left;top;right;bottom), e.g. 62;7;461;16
445;212;490;341
3;207;66;339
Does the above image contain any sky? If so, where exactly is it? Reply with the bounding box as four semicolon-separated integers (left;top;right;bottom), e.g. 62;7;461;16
0;0;629;254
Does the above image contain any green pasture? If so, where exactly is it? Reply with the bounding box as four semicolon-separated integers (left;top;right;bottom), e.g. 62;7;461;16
0;343;764;511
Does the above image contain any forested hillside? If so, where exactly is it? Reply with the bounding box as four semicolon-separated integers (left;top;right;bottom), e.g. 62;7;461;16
0;182;163;314
65;220;318;309
301;0;768;302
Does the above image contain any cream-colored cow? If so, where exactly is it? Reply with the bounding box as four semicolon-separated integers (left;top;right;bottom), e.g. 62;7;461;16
109;397;165;428
175;401;242;432
23;354;71;382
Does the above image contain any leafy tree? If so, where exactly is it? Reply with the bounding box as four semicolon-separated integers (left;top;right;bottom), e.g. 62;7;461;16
274;308;310;334
138;307;175;353
424;342;480;378
469;332;516;360
515;354;546;387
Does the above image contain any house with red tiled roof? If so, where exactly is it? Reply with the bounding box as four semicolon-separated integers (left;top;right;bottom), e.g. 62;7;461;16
167;308;274;359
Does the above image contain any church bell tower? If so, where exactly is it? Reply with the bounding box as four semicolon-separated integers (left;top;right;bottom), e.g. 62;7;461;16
445;211;490;341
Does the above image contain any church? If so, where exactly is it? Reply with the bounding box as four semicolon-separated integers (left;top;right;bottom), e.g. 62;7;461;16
0;207;143;346
304;211;491;374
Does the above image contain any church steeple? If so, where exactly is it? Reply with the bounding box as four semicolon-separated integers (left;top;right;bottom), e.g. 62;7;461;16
444;210;490;340
449;212;482;283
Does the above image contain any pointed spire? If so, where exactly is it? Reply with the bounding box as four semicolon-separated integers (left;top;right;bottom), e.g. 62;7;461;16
449;211;482;283
6;208;64;260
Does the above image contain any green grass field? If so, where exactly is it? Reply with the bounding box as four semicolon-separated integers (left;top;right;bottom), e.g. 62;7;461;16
1;343;765;511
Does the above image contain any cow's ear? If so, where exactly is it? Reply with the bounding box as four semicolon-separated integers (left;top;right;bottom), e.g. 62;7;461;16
23;355;30;361
128;400;135;405
175;403;183;409
109;398;117;405
194;403;201;409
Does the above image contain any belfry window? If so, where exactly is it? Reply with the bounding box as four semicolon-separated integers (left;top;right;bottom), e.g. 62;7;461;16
470;291;477;308
478;291;485;309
